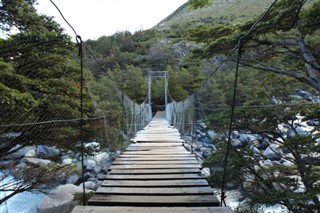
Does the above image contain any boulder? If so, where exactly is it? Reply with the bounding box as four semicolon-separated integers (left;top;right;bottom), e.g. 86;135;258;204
85;142;100;152
37;184;83;213
208;144;217;151
66;175;80;185
197;134;202;140
79;181;96;190
24;157;51;167
202;136;212;144
84;172;95;179
207;130;217;139
281;160;295;168
36;145;60;158
8;146;33;159
94;152;109;165
264;144;283;160
93;166;102;174
25;149;37;158
306;120;320;126
232;131;240;139
257;138;269;150
202;150;210;159
295;89;313;99
251;146;260;156
88;177;99;184
85;159;97;171
238;134;258;146
197;121;207;131
231;139;243;148
201;167;210;177
260;160;273;168
287;127;307;138
62;158;73;165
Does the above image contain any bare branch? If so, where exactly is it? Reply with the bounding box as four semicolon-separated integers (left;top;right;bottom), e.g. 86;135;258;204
239;62;320;91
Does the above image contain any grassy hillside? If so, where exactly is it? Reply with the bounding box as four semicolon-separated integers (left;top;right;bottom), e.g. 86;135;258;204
156;0;274;30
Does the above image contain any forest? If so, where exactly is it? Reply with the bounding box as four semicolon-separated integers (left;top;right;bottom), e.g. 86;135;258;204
0;0;319;212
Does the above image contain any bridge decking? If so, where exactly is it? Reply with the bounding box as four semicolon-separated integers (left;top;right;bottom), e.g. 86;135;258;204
72;112;233;212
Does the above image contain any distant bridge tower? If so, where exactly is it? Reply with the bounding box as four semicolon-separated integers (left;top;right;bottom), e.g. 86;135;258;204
147;71;168;109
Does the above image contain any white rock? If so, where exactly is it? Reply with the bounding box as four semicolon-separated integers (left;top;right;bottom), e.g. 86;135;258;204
37;184;83;213
79;181;96;190
254;165;261;172
24;157;51;167
62;158;73;165
197;122;207;130
264;144;283;160
86;159;97;171
260;160;273;168
85;142;100;152
231;139;243;148
66;175;80;184
207;130;217;139
250;146;260;155
36;145;60;158
184;136;192;143
93;166;102;174
25;149;37;158
8;146;33;159
201;167;210;177
282;160;295;168
94;152;109;165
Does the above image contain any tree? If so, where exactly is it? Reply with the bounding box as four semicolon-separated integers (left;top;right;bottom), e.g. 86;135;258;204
189;0;320;91
188;0;320;210
0;0;93;204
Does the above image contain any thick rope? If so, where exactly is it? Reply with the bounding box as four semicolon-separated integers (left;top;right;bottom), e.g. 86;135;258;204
220;38;243;206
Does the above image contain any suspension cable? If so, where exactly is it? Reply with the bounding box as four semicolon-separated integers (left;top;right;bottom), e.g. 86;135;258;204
220;38;243;206
49;0;87;205
193;0;278;95
219;0;278;206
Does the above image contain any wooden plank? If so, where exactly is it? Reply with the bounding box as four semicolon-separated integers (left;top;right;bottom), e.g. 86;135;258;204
124;150;189;154
88;194;219;207
121;151;191;155
136;140;184;143
99;173;205;180
117;156;196;161
96;186;214;195
101;179;209;187
113;160;199;165
72;206;233;213
109;168;201;175
109;164;201;169
126;147;187;151
79;112;226;212
129;143;182;147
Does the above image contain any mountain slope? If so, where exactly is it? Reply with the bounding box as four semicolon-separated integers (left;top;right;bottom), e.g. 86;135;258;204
156;0;274;30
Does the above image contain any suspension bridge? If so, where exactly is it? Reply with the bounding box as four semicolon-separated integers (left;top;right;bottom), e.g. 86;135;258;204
72;111;232;213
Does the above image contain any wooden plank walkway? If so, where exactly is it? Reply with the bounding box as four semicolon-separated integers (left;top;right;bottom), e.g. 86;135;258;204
72;112;233;212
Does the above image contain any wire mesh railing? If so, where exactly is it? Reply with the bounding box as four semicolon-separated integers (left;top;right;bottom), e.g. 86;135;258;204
0;33;152;210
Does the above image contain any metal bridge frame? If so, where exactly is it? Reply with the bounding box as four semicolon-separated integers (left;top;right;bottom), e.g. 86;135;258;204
147;71;168;109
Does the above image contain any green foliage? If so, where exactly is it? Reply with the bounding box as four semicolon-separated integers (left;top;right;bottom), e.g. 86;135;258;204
188;0;320;90
111;64;148;103
0;0;97;155
189;0;211;9
74;190;95;205
167;66;189;101
298;0;320;35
